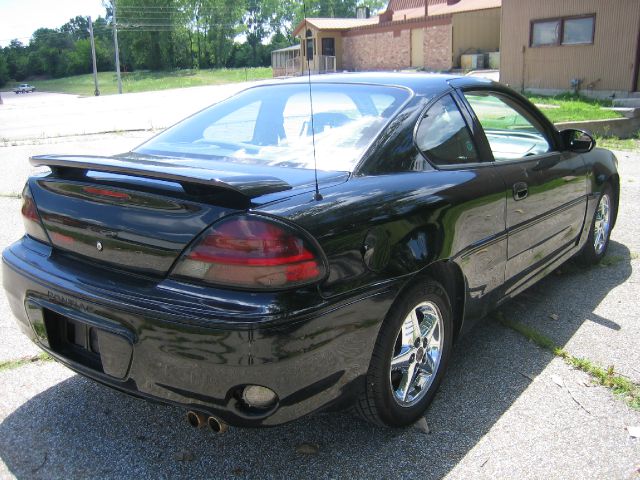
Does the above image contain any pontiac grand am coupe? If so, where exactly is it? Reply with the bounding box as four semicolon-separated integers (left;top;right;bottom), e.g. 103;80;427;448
2;73;618;430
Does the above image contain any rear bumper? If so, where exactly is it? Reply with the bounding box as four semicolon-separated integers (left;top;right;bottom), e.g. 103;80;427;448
3;237;398;427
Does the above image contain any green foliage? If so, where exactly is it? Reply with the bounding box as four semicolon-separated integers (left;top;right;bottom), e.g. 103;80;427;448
596;137;640;152
0;52;9;87
496;312;640;411
1;0;388;83
525;93;622;123
0;353;52;372
2;18;114;81
24;67;273;95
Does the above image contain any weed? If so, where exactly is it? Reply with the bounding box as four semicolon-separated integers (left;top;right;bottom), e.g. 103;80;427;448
0;352;53;372
495;312;640;410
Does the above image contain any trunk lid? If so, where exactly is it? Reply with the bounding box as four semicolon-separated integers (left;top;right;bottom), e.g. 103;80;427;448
29;154;347;276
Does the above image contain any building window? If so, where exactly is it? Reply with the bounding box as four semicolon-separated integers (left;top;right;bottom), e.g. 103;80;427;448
531;19;560;47
562;17;595;45
531;15;595;47
321;38;335;56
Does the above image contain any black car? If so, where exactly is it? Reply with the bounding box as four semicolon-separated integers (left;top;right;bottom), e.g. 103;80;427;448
3;73;618;430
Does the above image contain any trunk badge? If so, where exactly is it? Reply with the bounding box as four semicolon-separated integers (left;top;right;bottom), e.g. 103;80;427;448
96;241;104;251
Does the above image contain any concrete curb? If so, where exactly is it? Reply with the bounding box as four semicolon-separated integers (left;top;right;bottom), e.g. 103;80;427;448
556;117;640;139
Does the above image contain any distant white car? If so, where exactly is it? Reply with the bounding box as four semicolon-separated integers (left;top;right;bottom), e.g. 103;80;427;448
13;84;35;94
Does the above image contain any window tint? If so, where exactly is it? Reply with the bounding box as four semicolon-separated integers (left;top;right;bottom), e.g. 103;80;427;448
203;101;260;144
464;92;551;161
370;93;396;115
562;17;594;45
415;95;478;167
282;91;360;141
531;20;560;46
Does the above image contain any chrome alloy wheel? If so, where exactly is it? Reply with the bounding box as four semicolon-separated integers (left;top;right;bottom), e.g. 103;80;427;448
390;301;443;407
594;193;611;255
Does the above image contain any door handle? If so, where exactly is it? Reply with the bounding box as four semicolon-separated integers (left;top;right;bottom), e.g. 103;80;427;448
513;182;528;201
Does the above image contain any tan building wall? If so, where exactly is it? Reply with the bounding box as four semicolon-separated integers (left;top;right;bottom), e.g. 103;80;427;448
300;27;344;73
501;0;640;93
424;23;453;70
343;30;412;70
452;8;500;67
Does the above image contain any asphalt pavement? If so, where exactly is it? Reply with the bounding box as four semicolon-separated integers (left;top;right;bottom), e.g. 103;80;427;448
0;88;638;480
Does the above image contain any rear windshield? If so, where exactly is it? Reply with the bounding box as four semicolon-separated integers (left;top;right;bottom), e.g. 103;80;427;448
135;83;410;171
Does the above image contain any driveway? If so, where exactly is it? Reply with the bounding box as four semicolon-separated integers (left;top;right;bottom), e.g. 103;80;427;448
0;81;266;141
0;87;638;479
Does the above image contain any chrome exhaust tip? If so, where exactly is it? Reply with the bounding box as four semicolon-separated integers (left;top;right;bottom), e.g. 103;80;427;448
207;415;229;434
186;410;208;428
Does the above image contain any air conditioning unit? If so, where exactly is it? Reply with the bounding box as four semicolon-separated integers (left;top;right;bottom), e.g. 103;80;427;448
487;52;500;69
461;54;485;71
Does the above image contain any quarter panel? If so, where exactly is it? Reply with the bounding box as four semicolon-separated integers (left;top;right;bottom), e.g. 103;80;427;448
261;167;507;323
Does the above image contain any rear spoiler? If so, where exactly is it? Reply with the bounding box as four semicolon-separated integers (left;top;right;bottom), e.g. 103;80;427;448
30;155;292;198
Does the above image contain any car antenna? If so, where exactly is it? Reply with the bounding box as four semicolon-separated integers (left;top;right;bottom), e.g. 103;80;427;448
303;0;323;201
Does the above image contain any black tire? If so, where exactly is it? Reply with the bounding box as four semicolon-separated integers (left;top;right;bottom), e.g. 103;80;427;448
578;184;615;266
355;279;454;427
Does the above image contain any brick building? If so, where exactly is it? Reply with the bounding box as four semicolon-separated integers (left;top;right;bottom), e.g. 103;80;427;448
278;0;501;75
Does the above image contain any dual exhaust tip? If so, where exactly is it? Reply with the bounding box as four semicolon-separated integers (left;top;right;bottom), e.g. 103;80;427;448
186;410;228;434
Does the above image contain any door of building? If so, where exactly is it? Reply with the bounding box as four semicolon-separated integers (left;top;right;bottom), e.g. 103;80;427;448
411;28;424;68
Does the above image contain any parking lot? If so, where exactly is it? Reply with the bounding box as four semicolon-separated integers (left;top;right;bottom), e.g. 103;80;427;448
0;88;638;479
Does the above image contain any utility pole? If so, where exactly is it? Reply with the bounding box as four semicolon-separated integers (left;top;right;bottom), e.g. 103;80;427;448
112;1;123;94
88;16;100;96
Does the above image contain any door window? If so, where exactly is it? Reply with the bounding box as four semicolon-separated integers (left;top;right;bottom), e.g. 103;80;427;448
415;94;478;167
464;92;551;161
321;38;335;56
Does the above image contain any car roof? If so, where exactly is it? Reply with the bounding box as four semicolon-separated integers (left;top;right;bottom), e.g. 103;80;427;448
268;72;495;96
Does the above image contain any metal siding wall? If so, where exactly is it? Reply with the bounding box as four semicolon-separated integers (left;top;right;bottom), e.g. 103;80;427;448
452;8;501;67
500;0;640;93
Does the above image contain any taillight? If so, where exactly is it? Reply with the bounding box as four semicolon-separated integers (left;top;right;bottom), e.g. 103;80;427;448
171;215;325;290
21;185;50;244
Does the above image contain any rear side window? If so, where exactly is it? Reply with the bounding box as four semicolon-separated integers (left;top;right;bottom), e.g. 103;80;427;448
415;94;478;167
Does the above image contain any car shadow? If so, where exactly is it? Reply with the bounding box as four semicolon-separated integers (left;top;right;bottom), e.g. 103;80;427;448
0;242;633;479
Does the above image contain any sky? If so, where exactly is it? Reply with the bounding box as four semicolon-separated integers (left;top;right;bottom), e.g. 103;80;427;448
0;0;106;47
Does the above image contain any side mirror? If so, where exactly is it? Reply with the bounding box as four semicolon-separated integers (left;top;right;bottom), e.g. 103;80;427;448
559;128;596;153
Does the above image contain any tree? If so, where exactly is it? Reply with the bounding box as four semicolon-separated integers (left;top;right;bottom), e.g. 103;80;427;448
0;52;9;87
5;40;29;80
0;0;390;80
61;16;91;41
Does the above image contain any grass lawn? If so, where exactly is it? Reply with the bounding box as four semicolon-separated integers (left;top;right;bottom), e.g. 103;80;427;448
19;67;273;96
525;93;622;123
597;137;640;151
